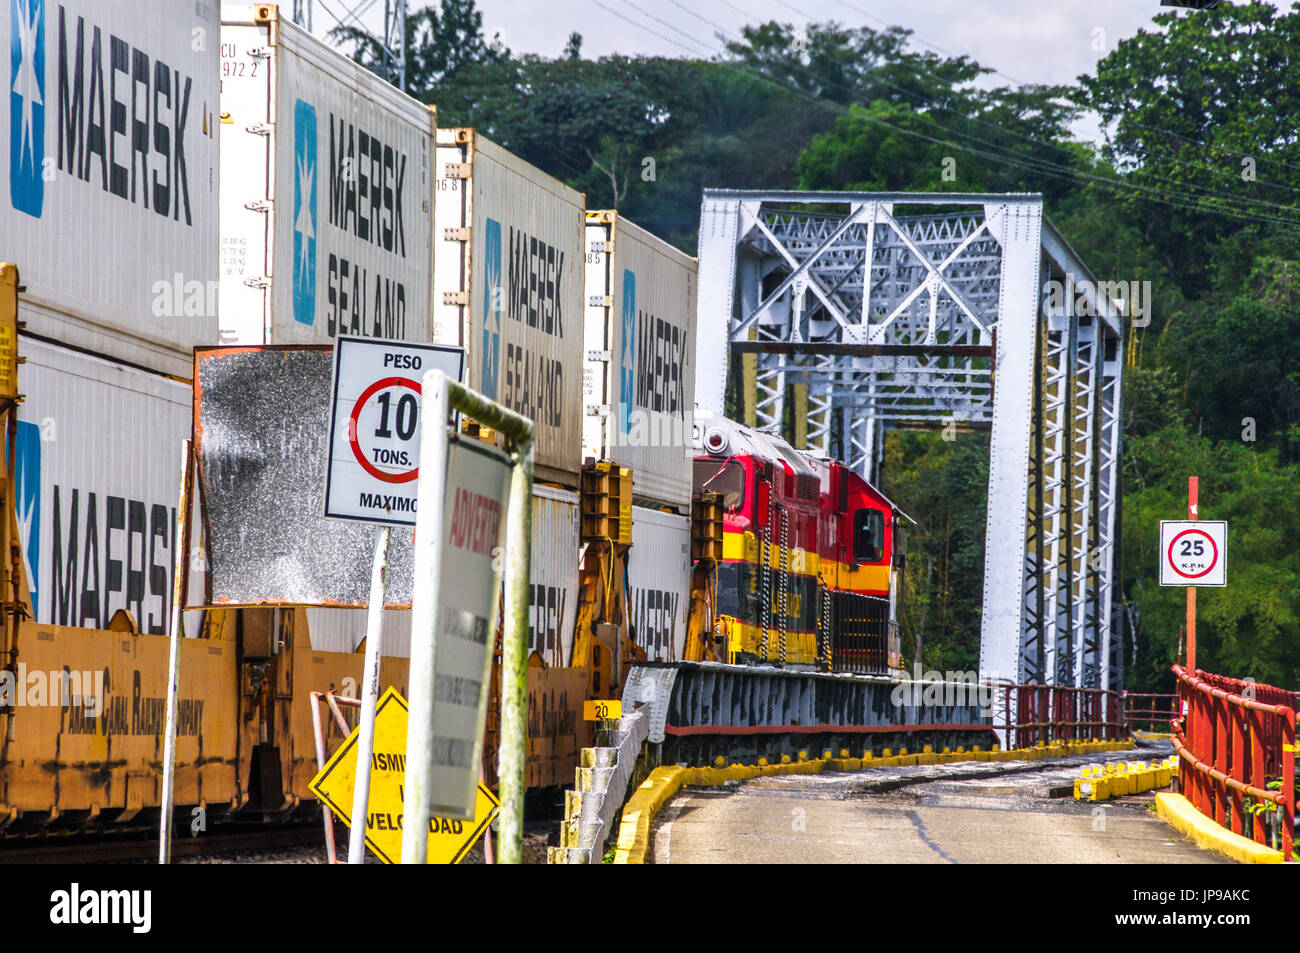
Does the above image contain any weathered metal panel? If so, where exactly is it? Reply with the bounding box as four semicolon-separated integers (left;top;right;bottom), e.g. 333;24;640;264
193;346;416;607
2;624;238;818
584;213;697;507
433;129;584;482
14;336;204;633
482;666;590;791
2;0;221;377
628;505;691;661
219;8;435;347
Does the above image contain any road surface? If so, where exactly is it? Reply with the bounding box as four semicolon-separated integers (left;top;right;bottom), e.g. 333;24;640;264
652;745;1226;864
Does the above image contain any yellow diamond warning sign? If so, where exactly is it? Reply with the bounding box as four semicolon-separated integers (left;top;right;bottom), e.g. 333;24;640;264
309;687;500;864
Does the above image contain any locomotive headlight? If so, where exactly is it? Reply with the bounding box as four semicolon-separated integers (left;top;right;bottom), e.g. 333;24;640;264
704;428;729;455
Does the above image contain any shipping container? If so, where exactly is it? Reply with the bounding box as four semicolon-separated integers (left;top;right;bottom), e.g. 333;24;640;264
304;484;578;665
220;6;436;347
304;607;411;656
530;484;581;666
1;0;220;378
627;505;691;661
433;128;585;483
14;336;204;634
583;211;697;508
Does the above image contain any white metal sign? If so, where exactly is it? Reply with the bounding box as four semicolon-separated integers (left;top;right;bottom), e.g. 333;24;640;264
324;337;463;525
1159;520;1227;587
427;438;512;817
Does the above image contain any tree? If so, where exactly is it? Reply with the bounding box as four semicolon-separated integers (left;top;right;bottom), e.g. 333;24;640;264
1122;424;1300;690
328;0;510;111
881;431;989;674
1076;1;1300;297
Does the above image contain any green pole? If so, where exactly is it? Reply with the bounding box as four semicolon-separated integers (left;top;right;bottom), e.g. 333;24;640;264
498;435;533;864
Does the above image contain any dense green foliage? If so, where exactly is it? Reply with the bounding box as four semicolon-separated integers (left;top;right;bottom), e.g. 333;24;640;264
340;1;1300;691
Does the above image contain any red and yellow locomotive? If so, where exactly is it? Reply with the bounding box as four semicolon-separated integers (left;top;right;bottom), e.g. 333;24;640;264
691;409;906;674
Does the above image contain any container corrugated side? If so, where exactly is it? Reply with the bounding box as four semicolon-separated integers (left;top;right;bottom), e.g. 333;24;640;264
530;484;580;667
304;607;411;656
583;213;697;508
219;8;435;346
628;505;691;661
15;337;204;634
434;129;584;483
2;1;220;378
304;484;579;663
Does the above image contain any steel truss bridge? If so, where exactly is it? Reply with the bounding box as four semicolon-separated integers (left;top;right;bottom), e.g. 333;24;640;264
695;191;1125;692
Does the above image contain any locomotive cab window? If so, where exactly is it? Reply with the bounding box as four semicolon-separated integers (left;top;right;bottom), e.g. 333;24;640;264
694;459;746;511
853;508;885;563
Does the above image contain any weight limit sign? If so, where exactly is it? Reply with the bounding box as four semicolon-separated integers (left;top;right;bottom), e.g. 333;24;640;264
323;337;465;526
1159;520;1227;587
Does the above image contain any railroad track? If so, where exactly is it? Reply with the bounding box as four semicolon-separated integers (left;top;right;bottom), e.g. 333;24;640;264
0;824;327;864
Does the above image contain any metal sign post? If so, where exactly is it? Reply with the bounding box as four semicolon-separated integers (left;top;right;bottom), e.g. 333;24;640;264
321;337;465;864
1188;476;1197;672
159;439;194;864
346;524;391;864
402;370;533;864
1159;476;1229;674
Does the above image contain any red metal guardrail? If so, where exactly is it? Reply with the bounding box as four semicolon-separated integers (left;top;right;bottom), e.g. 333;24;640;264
998;683;1126;749
1171;665;1296;861
1122;691;1179;733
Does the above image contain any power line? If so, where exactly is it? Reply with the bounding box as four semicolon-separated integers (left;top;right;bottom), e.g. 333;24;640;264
754;0;1300;204
652;0;1300;227
829;0;1300;181
594;0;1300;231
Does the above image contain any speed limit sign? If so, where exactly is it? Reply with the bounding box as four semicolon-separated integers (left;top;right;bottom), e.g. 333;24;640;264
323;336;464;526
1159;521;1227;587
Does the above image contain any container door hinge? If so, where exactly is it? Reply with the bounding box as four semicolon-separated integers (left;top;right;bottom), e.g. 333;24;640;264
444;163;472;179
443;227;471;242
442;291;470;306
587;350;611;362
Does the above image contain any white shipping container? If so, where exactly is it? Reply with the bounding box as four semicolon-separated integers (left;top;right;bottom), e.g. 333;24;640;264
1;0;220;378
627;505;691;661
434;129;584;482
15;336;204;634
305;607;411;656
530;484;580;667
583;212;697;508
220;7;435;346
304;484;579;665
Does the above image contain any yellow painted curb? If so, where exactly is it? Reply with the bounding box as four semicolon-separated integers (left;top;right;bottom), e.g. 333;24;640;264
1155;793;1283;865
611;767;687;864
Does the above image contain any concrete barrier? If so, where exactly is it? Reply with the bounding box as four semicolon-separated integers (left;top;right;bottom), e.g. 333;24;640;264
547;711;650;864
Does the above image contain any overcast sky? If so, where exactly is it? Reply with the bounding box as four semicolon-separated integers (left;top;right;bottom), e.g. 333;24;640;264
306;0;1182;141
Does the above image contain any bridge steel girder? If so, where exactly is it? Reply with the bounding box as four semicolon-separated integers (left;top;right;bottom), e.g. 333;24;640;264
695;190;1125;691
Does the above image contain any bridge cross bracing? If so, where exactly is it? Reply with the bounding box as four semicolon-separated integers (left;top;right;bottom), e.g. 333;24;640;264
695;191;1125;692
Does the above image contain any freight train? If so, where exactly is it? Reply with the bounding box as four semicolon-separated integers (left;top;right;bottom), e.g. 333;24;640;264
0;3;990;843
